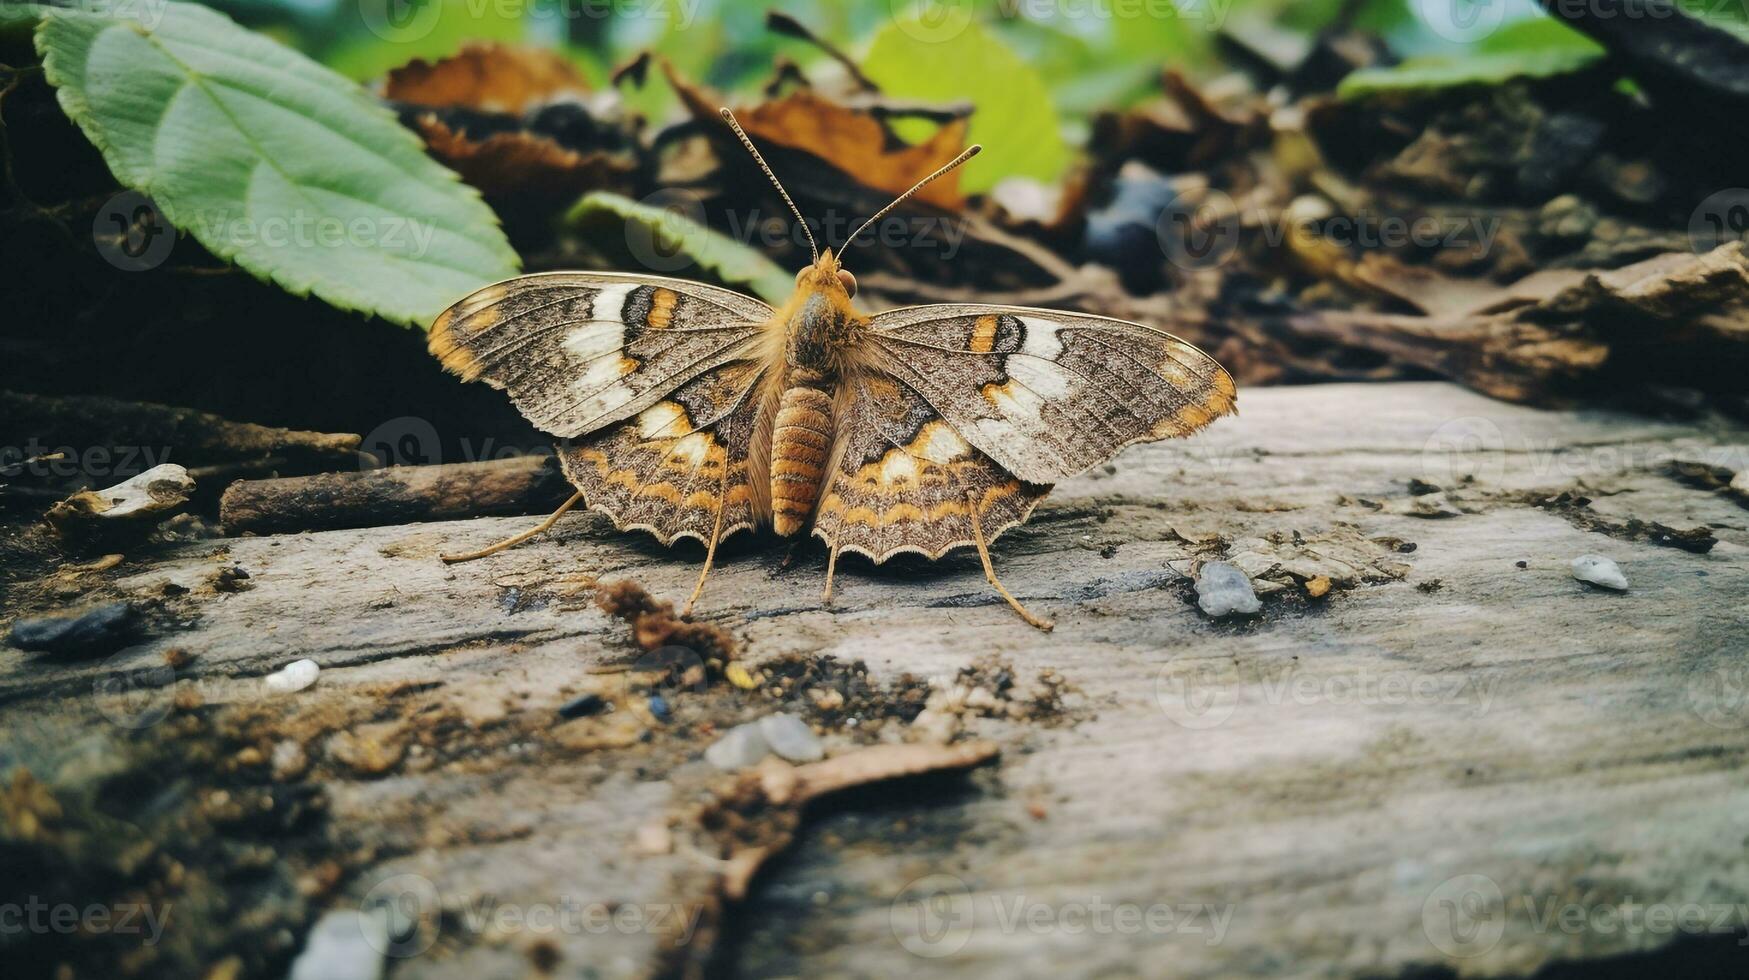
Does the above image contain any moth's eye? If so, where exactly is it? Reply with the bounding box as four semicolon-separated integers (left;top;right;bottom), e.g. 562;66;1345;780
795;267;810;285
836;269;858;298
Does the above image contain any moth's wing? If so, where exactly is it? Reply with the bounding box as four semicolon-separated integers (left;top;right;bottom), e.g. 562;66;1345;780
430;272;775;438
863;305;1236;484
556;359;776;545
812;372;1050;563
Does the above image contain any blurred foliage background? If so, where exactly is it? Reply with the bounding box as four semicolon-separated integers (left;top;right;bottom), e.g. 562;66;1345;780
219;1;1620;132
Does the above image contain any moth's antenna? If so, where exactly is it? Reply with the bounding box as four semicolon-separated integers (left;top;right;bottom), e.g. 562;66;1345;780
842;144;981;254
718;107;818;263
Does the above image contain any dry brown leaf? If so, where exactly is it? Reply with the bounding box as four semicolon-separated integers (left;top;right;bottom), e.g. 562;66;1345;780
385;42;588;113
412;114;636;202
666;62;970;210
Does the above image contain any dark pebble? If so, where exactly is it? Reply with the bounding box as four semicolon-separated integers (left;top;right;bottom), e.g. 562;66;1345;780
10;603;138;657
647;694;671;722
557;693;607;720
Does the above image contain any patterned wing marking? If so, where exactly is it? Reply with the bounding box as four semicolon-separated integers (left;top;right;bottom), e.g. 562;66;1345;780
864;305;1236;484
811;374;1050;563
555;359;774;546
430;272;774;438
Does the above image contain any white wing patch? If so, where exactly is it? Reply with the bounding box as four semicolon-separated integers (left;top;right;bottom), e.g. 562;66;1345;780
917;423;970;465
637;401;687;439
1017;316;1064;358
561;281;636;361
561;282;641;421
1005;357;1073;400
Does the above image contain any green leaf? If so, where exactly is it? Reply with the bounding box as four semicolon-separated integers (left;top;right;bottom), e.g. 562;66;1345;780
1338;17;1605;98
567;191;793;305
861;18;1070;194
321;0;528;83
36;0;519;327
1;3;47;33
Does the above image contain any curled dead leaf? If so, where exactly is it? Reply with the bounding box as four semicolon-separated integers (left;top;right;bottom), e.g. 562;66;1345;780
384;42;589;114
412;114;637;203
666;61;970;211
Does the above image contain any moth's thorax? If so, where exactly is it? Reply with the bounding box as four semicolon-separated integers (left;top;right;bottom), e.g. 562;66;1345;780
780;255;865;375
785;292;849;371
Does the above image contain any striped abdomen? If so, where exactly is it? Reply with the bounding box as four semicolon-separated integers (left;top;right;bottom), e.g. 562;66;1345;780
770;371;834;536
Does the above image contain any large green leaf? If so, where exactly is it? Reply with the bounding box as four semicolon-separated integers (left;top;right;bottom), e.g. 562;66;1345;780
36;1;519;326
567;191;793;305
861;18;1070;194
1338;16;1605;98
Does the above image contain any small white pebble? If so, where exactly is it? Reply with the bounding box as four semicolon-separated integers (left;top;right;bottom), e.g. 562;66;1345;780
1571;554;1628;591
264;659;320;694
758;713;824;763
288;909;386;980
704;722;770;771
1195;561;1262;617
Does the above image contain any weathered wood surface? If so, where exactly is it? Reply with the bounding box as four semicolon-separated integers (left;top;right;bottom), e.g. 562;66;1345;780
5;381;1749;979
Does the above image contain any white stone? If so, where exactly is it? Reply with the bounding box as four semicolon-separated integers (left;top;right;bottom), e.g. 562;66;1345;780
1196;561;1262;617
1571;554;1628;591
289;910;386;980
264;658;320;694
704;722;770;770
758;713;824;763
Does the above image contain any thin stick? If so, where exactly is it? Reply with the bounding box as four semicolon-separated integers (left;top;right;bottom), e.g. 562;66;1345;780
682;470;730;616
440;492;582;563
766;12;879;93
718;107;818;263
843;144;981;251
822;546;840;604
966;492;1054;631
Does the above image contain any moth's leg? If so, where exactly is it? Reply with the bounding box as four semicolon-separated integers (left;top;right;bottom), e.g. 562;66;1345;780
821;544;840;604
965;491;1054;632
681;471;730;617
440;492;583;564
777;540;803;573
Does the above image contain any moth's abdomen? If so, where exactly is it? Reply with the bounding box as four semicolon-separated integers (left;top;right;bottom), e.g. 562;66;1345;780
770;373;834;536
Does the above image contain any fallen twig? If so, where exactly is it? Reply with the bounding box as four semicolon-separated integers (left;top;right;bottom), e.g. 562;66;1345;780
218;454;569;535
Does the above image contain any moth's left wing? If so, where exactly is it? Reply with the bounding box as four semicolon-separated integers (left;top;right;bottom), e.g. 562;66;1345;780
430;272;774;438
812;373;1050;563
556;359;774;546
864;305;1236;484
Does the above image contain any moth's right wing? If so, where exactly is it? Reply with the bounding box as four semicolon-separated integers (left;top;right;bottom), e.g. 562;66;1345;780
429;272;775;438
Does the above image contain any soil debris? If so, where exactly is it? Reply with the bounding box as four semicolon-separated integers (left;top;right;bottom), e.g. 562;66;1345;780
596;579;736;663
1534;490;1717;553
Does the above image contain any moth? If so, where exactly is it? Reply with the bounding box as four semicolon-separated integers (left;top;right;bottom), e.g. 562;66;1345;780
429;108;1236;630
